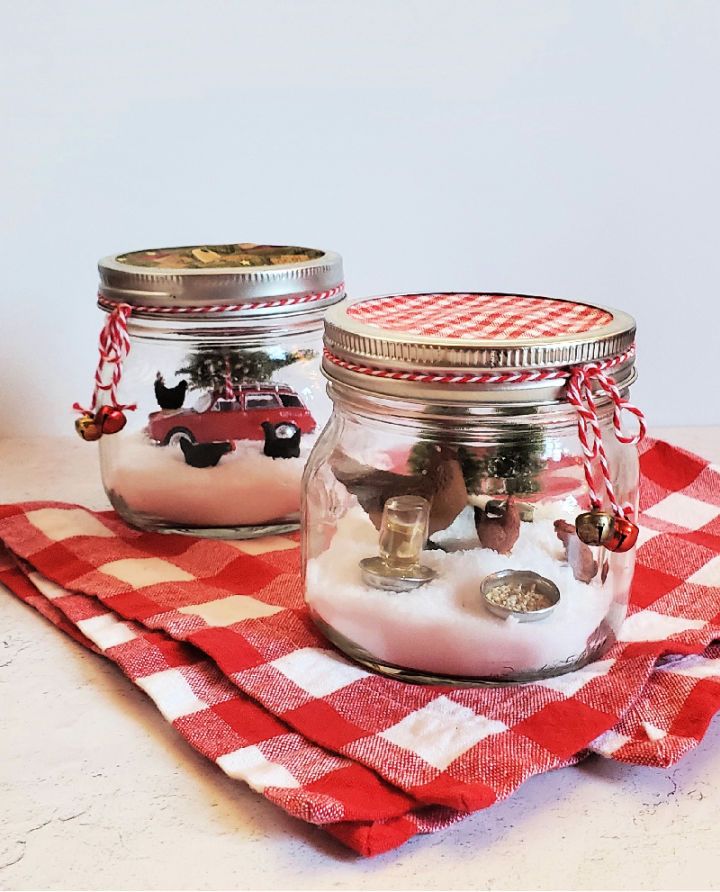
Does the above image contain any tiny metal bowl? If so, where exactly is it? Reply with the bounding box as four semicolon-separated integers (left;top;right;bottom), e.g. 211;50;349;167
480;570;560;622
360;556;437;592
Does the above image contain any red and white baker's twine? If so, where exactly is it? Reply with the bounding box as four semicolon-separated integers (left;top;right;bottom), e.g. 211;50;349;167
324;345;646;521
73;286;344;418
565;361;645;519
73;302;136;417
96;286;344;317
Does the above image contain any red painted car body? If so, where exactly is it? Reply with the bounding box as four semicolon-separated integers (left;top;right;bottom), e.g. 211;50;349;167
148;384;316;445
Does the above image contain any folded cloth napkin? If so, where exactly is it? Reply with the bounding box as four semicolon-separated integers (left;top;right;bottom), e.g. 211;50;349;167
2;438;720;856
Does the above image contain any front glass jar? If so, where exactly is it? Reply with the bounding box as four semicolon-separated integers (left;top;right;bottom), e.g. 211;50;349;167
302;292;643;685
80;243;344;537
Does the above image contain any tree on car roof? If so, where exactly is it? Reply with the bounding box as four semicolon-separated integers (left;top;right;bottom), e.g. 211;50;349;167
177;347;315;394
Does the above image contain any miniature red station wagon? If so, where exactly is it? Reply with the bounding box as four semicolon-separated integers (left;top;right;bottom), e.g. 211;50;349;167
147;384;317;445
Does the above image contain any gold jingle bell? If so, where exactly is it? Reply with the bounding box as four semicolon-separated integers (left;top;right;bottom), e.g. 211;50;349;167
75;412;103;442
575;510;615;547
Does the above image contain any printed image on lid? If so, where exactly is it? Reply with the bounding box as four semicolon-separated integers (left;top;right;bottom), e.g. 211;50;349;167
116;243;325;270
346;292;614;342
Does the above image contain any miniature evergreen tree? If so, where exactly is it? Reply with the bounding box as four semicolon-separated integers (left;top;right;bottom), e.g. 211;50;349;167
408;427;546;496
460;427;546;495
177;347;314;393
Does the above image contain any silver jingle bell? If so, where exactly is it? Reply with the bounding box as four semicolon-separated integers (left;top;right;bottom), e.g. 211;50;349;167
575;510;616;547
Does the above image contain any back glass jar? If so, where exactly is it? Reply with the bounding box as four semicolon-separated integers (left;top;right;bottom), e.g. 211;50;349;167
302;292;645;685
75;243;345;537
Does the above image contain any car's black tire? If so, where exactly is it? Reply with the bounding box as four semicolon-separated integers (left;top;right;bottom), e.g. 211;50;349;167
164;427;197;447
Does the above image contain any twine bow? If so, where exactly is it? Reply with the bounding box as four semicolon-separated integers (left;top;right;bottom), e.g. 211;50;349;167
566;362;646;520
73;302;137;418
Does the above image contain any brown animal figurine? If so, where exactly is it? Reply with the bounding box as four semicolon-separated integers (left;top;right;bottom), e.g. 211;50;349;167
331;445;468;536
473;496;521;555
554;519;598;583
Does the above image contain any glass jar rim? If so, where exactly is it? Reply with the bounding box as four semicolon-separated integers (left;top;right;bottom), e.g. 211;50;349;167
325;376;634;428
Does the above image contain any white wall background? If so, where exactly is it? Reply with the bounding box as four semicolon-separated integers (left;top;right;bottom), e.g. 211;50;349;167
1;0;718;436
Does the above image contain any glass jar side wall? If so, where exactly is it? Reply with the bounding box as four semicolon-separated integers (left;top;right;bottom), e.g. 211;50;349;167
302;389;639;684
100;317;329;537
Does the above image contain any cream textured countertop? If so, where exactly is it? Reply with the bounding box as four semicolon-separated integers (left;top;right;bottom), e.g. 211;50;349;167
2;429;720;891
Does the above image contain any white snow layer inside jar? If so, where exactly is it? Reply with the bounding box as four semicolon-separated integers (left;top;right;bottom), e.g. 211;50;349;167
306;499;634;678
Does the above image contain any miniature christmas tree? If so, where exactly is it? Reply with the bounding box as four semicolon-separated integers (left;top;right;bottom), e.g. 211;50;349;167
408;426;546;497
463;426;546;495
177;347;314;393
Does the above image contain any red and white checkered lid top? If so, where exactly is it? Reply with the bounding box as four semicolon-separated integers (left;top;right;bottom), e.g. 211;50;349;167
346;292;613;341
323;292;636;393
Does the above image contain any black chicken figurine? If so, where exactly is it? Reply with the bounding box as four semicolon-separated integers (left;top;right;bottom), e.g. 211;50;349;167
155;372;188;410
261;421;301;459
180;439;234;468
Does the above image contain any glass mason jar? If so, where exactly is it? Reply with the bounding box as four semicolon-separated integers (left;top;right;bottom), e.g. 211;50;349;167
302;292;644;685
79;243;345;537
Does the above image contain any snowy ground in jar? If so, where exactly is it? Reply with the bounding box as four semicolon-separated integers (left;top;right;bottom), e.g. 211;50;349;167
306;500;634;678
103;430;310;527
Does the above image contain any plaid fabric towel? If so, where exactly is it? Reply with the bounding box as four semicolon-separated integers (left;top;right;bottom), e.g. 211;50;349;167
2;438;720;857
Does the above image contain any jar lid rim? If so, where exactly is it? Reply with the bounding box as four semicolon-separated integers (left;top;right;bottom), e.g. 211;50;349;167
98;243;345;314
325;291;635;367
323;292;636;401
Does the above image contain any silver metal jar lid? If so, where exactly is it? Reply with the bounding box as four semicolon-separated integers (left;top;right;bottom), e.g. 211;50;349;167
323;292;637;403
98;243;345;316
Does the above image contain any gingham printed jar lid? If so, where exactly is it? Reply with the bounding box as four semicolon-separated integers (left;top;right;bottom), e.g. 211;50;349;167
347;292;617;341
322;292;637;401
98;243;345;315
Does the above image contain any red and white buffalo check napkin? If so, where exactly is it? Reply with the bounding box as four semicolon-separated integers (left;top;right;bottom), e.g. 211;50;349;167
2;438;720;856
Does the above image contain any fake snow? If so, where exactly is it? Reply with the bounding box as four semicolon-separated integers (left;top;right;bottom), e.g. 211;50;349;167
306;500;634;679
102;430;310;528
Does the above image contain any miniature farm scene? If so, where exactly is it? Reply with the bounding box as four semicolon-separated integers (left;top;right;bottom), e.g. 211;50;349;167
305;429;637;682
100;345;322;531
